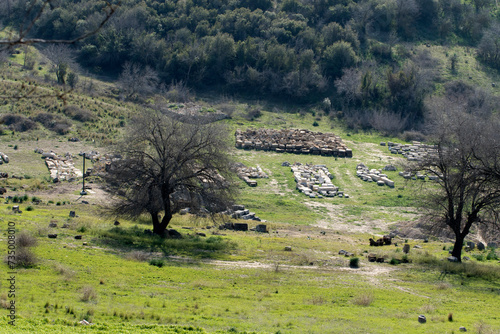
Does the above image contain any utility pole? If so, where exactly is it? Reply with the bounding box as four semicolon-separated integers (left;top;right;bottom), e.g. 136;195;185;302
81;153;87;195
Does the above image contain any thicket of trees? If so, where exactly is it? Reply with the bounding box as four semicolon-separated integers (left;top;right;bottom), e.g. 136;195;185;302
2;0;500;130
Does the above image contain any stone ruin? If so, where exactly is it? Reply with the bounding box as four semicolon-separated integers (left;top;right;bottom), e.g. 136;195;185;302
235;128;352;157
383;141;438;162
229;204;262;222
398;170;440;181
79;150;101;161
290;163;347;198
235;163;268;187
356;163;395;187
0;152;9;164
34;148;82;182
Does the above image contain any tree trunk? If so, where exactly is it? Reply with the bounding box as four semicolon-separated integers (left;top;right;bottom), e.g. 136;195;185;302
451;234;465;262
151;212;168;236
151;199;174;237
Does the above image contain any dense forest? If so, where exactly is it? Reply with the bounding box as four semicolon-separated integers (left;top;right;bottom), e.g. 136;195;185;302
1;0;500;132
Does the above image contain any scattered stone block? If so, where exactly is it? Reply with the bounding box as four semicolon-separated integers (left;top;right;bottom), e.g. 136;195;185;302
447;256;459;262
69;211;76;217
234;223;248;231
477;242;485;251
48;234;58;239
74;235;82;240
256;224;267;233
48;223;57;228
284;246;292;251
403;244;410;254
418;315;426;323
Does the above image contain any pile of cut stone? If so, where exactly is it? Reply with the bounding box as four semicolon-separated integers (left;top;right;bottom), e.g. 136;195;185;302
35;148;82;182
229;204;262;222
382;141;438;162
356;163;395;187
291;163;346;198
236;128;352;157
0;152;9;164
235;163;268;187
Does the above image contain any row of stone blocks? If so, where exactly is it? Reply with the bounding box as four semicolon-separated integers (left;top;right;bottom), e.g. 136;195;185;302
235;128;352;157
236;143;353;157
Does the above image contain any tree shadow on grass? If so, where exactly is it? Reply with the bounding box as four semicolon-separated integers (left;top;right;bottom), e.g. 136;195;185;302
95;225;237;260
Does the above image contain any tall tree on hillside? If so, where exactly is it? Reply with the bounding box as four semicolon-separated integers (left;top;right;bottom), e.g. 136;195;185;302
407;98;500;262
104;110;236;236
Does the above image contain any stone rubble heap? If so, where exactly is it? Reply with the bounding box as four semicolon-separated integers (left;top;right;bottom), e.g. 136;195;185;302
235;163;268;187
0;152;9;164
383;141;438;162
236;128;352;157
34;148;82;182
356;163;395;187
291;163;347;198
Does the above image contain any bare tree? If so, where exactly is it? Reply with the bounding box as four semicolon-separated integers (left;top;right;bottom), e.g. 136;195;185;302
118;62;159;100
407;98;500;262
104;110;236;236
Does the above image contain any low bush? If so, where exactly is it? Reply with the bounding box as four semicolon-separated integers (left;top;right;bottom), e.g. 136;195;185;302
8;247;38;268
63;106;95;122
245;106;262;121
149;259;164;268
33;113;72;134
80;286;97;302
16;231;37;248
0;114;37;132
486;250;498;261
352;292;374;306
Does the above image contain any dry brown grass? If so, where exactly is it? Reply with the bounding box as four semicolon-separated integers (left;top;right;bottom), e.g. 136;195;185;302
352;292;374;306
80;285;97;302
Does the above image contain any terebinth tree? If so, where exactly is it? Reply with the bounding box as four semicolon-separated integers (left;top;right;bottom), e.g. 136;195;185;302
407;97;500;262
104;110;236;236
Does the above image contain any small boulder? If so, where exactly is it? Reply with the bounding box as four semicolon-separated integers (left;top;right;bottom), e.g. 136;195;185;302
418;315;426;323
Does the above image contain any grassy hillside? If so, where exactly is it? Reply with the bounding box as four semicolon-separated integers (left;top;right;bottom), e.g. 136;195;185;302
1;42;500;334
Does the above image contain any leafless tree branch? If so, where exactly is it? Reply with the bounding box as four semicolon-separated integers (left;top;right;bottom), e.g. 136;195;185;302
0;1;119;49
